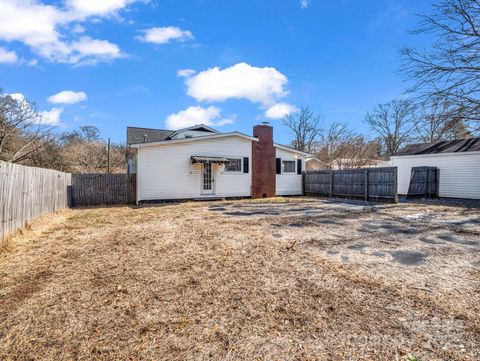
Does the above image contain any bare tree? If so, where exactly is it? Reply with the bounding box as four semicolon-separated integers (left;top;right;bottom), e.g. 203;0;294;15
59;126;126;173
315;122;382;169
318;122;353;166
364;99;418;156
401;0;480;123
282;107;323;153
0;90;53;163
415;97;474;142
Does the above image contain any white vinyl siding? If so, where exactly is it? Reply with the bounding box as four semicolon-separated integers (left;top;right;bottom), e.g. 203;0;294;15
390;151;480;199
275;147;305;196
137;136;252;201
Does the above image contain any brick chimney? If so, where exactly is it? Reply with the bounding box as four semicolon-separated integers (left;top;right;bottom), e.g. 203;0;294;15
251;122;276;198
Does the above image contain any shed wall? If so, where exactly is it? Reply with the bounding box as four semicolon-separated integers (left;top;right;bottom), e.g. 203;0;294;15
390;152;480;199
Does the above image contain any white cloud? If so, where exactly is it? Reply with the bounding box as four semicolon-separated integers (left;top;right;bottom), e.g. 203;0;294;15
0;0;140;65
72;24;86;34
215;118;234;126
185;63;288;106
66;0;139;18
0;46;18;64
300;0;310;9
137;26;193;44
48;90;87;104
9;93;26;103
27;59;38;66
177;68;196;77
265;102;298;119
69;37;122;64
165;105;233;130
38;107;63;125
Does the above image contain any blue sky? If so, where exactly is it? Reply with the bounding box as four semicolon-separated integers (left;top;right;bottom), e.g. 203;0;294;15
0;0;433;144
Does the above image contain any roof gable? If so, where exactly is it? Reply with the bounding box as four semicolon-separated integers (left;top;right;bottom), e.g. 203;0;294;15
127;124;220;145
169;124;220;139
130;131;258;147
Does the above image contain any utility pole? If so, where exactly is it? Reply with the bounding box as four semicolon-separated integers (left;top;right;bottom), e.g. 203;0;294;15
107;137;111;174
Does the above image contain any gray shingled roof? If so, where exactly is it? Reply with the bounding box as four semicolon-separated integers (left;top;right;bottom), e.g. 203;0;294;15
127;127;175;145
394;138;480;156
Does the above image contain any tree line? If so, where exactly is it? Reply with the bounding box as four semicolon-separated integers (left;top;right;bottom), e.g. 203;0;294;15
284;0;479;166
0;89;126;173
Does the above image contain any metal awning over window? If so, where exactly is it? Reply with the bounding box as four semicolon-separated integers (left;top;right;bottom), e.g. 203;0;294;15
191;156;229;164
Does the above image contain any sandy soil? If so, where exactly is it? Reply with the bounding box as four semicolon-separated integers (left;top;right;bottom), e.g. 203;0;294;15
0;197;479;360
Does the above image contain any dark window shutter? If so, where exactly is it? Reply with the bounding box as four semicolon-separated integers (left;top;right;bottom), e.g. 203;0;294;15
297;159;302;174
243;157;249;173
276;158;281;174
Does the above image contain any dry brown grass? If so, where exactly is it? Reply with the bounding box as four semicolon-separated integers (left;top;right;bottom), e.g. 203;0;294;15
0;198;479;360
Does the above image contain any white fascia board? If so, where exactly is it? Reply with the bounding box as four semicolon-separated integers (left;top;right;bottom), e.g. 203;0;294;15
274;143;312;157
131;132;257;148
391;150;480;160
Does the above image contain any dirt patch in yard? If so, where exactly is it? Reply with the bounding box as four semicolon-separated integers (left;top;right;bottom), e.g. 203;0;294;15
0;198;479;360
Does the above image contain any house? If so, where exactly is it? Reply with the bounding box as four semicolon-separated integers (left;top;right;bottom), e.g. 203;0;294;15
127;122;311;202
305;157;389;171
390;138;480;199
305;157;329;170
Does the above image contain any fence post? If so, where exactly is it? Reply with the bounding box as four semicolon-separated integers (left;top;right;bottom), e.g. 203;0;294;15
301;171;305;196
364;169;369;202
427;169;431;198
393;167;399;203
329;170;333;197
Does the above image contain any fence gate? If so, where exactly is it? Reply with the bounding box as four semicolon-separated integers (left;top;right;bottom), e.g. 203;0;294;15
71;174;136;207
407;166;439;198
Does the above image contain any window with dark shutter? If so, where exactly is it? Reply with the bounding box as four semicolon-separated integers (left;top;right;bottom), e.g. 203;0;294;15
282;160;296;173
243;157;249;173
276;158;281;174
225;158;242;172
297;159;302;174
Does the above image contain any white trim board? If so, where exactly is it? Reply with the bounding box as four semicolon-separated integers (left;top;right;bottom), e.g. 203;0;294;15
391;150;480;160
131;132;258;148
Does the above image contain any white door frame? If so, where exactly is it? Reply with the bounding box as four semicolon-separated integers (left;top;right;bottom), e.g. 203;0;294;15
201;162;215;195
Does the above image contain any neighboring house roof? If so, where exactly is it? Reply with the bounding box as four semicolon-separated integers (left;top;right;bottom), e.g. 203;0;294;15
393;138;480;156
127;127;174;145
305;157;327;164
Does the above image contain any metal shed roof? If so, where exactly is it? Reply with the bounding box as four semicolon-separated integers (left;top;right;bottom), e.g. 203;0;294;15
393;138;480;156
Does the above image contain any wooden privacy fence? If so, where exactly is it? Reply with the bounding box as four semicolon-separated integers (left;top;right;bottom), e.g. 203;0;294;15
407;166;439;198
0;160;71;246
304;167;398;202
71;173;136;207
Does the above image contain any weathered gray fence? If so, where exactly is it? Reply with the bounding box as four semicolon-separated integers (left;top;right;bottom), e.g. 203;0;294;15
0;160;71;246
304;167;398;202
407;166;439;198
71;174;136;207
